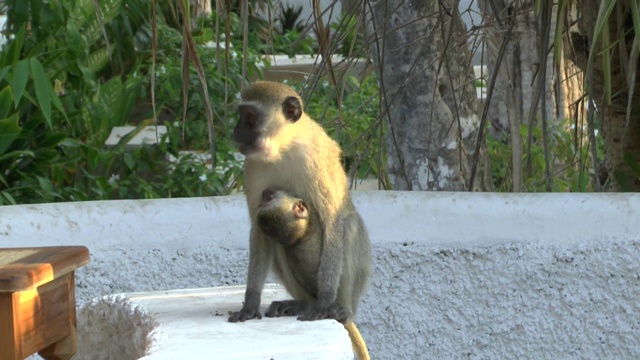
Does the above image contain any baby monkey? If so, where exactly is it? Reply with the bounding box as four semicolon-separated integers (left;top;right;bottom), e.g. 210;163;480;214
256;187;369;359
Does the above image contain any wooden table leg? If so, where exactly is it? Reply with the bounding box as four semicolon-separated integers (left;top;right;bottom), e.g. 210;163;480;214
37;273;78;360
0;292;21;360
38;333;77;360
0;246;88;360
0;272;79;360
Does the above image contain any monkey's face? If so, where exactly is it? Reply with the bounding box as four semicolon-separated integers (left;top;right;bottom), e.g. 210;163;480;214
257;188;309;246
234;94;303;162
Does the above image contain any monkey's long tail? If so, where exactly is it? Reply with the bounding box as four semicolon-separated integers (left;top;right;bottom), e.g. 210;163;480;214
344;322;370;360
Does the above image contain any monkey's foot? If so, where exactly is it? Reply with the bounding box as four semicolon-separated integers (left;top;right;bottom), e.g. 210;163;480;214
297;303;350;323
228;307;262;322
265;300;305;317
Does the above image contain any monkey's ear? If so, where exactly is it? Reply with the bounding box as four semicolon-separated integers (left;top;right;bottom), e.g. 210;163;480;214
282;96;302;122
293;201;309;219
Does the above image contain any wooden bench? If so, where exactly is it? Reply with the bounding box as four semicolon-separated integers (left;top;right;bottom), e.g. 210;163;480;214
0;246;90;360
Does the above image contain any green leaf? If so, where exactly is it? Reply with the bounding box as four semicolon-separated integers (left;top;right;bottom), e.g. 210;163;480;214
9;1;30;36
50;90;67;121
39;133;67;148
11;59;29;107
36;176;55;201
0;191;17;205
1;25;26;67
613;169;630;191
124;153;136;170
0;113;20;154
0;66;11;84
83;0;123;45
59;138;84;147
587;0;616;106
0;149;34;162
29;58;53;128
116;83;140;128
69;0;95;28
0;86;14;119
116;119;154;148
624;152;640;176
87;46;112;74
630;0;640;49
553;0;567;63
98;76;124;121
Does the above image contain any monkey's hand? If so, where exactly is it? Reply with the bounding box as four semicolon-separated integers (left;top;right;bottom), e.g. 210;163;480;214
228;306;262;322
297;303;349;323
265;300;305;317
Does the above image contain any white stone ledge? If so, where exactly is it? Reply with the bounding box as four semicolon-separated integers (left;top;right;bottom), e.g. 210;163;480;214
73;284;352;360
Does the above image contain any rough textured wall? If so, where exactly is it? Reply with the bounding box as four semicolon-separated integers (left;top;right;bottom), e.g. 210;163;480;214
3;192;640;359
363;240;640;358
74;240;640;359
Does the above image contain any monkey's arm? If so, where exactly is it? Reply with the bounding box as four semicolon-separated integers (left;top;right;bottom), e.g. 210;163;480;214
229;227;272;322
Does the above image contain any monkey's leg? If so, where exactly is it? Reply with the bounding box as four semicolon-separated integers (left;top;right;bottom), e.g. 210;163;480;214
229;228;272;322
265;299;306;317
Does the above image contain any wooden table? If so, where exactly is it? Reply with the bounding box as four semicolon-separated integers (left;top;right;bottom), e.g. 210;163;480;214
0;246;90;360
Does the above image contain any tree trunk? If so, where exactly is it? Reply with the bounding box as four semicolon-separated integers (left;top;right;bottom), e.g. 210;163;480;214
567;1;640;191
363;0;493;191
480;0;582;132
190;0;211;27
479;0;583;191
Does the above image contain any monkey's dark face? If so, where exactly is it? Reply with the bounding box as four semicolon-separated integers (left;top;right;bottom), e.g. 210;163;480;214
234;104;265;155
234;95;303;161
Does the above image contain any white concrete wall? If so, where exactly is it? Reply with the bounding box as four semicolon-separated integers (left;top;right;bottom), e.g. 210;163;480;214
2;191;640;359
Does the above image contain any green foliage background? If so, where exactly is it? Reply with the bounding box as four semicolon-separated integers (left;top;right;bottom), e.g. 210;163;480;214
0;0;604;205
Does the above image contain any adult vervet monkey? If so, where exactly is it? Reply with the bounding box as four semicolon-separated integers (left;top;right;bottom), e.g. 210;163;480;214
228;81;371;360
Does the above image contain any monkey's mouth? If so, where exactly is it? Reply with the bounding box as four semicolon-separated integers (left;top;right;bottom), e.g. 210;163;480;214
237;139;270;157
238;144;267;155
237;144;252;154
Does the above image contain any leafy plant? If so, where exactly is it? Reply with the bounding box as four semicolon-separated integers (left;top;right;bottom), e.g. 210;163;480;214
279;4;304;33
487;121;601;192
0;26;71;205
0;0;254;204
330;14;366;58
289;74;383;181
269;29;316;56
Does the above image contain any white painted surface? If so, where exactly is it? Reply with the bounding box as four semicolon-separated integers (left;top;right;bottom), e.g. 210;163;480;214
104;126;167;148
71;284;352;359
258;54;372;82
133;285;352;360
3;191;640;359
